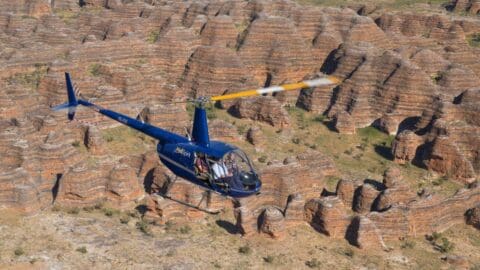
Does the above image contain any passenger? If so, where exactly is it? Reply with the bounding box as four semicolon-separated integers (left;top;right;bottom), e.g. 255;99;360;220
195;154;209;180
212;161;229;179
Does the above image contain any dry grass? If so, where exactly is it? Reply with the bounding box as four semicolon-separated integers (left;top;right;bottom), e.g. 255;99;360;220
101;125;155;156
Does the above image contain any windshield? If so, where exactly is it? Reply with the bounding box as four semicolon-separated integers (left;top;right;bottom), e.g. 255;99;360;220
223;150;255;174
209;150;257;191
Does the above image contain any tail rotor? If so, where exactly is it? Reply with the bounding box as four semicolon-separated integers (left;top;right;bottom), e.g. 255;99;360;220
52;72;79;120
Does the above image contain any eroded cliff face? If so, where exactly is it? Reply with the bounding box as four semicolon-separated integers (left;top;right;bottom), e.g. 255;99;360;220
0;0;479;250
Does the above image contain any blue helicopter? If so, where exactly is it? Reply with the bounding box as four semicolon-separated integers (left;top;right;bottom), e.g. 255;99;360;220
54;73;339;198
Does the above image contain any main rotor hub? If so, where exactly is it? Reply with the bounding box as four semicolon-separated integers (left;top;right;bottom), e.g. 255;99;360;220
193;96;210;108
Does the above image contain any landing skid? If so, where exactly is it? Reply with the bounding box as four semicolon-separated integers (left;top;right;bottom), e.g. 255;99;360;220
159;176;222;215
162;194;221;215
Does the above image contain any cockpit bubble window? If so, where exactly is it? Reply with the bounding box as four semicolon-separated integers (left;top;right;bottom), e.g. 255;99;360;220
224;150;255;173
218;150;258;190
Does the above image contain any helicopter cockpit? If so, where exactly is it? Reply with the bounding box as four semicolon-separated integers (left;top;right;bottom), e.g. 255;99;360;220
195;149;261;195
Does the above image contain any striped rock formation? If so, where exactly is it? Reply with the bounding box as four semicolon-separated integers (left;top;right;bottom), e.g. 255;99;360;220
305;168;480;249
234;149;336;235
450;0;480;14
392;89;480;183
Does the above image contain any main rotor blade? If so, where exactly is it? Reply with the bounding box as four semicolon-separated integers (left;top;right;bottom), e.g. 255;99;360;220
210;76;340;102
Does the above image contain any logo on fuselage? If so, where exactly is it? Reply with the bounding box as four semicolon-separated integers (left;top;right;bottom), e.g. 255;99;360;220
117;116;129;124
174;147;191;158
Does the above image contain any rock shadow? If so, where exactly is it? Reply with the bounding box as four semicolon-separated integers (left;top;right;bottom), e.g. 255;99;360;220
321;188;336;197
345;216;360;247
320;49;339;74
215;220;238;235
397;116;421;135
374;144;393;160
323;119;337;132
363;179;386;191
135;204;148;216
143;168;155;194
52;173;62;203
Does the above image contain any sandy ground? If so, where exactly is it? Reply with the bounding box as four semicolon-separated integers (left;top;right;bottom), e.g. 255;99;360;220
0;207;479;270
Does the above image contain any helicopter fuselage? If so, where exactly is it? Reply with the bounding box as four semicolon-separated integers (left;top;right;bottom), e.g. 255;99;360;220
55;71;261;198
157;140;261;197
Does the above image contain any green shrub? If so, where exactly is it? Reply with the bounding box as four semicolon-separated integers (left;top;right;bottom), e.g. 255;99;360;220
343;248;355;257
467;33;480;48
83;206;95;212
88;63;102;77
128;210;140;218
358;142;368;151
238;245;251;255
263;255;275;263
136;220;152;235
432;176;448;186
234;21;249;33
401;239;416;249
428;232;454;253
305;258;321;268
94;201;104;209
67;207;80;215
258;156;268;163
71;141;81;147
14;247;25;256
430;231;442;241
179;225;191;234
119;216;130;224
292;137;301;144
103;133;114;142
103;208;119;217
431;72;444;83
353;153;363;160
147;30;160;43
436;237;454;253
237;125;247;135
76;246;87;254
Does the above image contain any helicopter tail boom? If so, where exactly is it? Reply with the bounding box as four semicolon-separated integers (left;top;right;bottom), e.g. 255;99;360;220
52;72;188;144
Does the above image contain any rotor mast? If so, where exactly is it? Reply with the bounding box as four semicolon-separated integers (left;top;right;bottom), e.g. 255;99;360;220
191;97;211;147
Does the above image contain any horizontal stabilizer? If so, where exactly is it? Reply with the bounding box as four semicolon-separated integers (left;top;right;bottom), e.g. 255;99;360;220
52;102;70;111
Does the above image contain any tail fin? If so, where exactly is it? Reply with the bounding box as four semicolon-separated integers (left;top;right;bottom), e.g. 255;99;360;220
52;72;79;120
